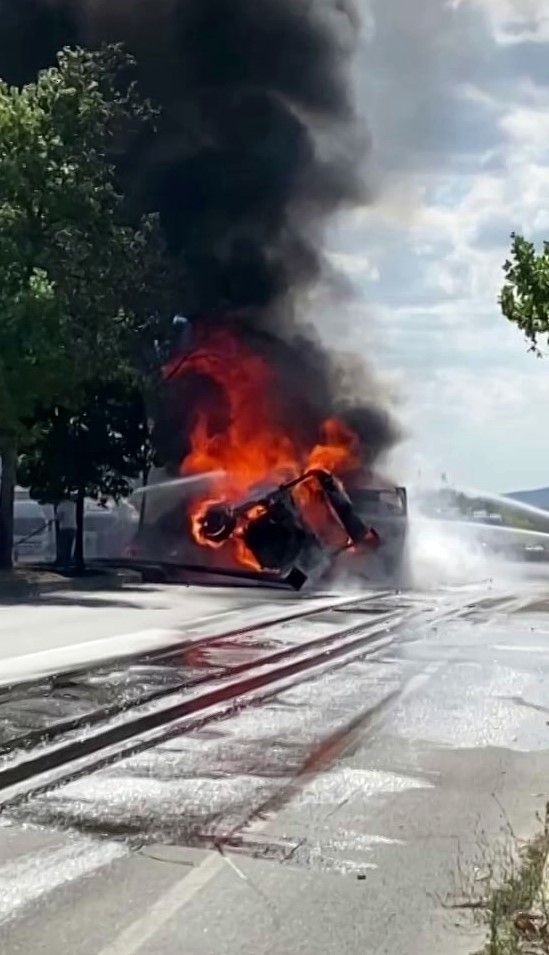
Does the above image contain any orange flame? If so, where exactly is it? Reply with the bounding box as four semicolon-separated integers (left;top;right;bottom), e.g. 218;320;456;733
169;327;363;567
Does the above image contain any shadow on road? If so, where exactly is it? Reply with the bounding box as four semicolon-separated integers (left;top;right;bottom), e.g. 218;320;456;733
0;585;160;610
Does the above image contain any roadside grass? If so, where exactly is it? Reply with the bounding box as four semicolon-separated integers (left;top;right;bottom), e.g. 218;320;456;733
479;834;548;954
445;805;549;954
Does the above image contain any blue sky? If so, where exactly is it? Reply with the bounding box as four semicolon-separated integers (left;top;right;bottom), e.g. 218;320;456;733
325;0;549;493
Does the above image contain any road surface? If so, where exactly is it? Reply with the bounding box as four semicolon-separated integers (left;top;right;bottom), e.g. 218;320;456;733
0;571;549;954
0;582;366;683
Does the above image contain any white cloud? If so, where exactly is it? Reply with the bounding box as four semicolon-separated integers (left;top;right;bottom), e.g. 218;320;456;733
465;0;549;45
334;0;549;491
327;251;380;282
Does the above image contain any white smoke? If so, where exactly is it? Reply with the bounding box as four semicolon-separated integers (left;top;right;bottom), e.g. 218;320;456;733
405;481;504;588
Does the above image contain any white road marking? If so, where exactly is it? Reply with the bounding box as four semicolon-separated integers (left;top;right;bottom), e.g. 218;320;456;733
4;589;473;948
97;792;283;955
90;592;494;953
0;837;126;925
92;624;412;955
96;852;225;955
493;643;549;654
0;629;181;686
0;590;385;685
398;660;447;699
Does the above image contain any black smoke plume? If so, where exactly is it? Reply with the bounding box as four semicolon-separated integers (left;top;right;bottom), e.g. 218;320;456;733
0;0;400;471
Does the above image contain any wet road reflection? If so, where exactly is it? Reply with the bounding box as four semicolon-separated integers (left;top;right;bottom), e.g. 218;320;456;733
0;592;417;751
2;581;547;888
5;645;410;862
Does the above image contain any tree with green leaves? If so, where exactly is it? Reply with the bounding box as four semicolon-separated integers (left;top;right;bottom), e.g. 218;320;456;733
19;376;150;572
500;233;549;354
0;44;171;569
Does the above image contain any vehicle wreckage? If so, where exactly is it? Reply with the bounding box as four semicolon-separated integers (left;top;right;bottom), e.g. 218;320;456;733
192;468;382;590
131;323;409;590
130;467;409;591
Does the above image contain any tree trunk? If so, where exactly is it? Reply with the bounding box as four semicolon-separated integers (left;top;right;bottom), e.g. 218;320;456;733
54;515;61;566
0;447;16;570
74;488;85;575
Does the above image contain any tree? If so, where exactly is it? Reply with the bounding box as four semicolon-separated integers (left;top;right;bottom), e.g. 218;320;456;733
0;44;170;568
18;376;150;572
500;233;549;354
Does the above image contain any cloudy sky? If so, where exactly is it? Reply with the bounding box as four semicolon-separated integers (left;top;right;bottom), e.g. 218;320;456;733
329;0;549;493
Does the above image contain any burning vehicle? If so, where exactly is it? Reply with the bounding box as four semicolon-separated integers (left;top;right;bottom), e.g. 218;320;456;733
186;467;382;590
346;483;409;581
7;0;405;587
132;322;408;591
190;471;409;590
133;460;408;591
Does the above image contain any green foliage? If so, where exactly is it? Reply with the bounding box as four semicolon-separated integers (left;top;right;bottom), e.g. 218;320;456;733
0;43;169;445
500;233;549;354
19;376;150;504
0;42;176;567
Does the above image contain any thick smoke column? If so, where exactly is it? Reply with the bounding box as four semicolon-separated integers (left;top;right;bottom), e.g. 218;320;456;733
0;0;400;469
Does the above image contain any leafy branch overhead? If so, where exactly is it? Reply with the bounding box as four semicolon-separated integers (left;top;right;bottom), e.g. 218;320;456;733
19;377;150;505
0;43;170;444
0;42;177;569
500;233;549;354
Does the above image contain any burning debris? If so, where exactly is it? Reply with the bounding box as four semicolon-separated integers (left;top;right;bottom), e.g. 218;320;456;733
0;0;403;584
158;324;390;584
193;469;381;589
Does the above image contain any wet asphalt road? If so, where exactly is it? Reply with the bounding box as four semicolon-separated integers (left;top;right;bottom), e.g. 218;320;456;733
0;583;347;683
2;570;549;954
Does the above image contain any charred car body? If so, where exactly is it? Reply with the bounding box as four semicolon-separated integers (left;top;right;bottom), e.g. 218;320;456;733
130;467;409;591
192;468;382;589
347;483;409;582
135;316;407;591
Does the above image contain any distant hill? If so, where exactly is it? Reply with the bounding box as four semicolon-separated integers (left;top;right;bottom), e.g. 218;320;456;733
506;487;549;511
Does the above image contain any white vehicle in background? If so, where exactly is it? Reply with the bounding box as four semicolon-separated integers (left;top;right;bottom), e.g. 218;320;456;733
13;492;54;565
83;499;139;559
11;488;139;565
